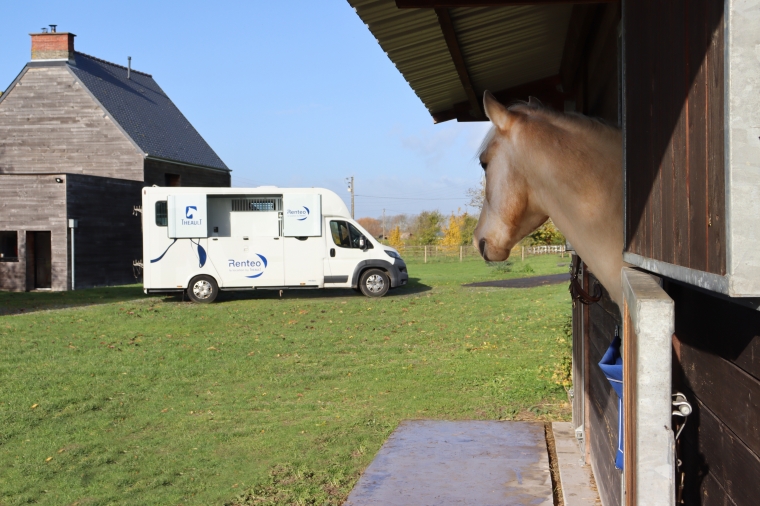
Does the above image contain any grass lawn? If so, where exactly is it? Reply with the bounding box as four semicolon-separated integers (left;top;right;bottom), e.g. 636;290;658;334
0;255;572;505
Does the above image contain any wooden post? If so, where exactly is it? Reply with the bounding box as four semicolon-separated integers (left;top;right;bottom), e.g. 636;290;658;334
460;246;463;262
521;246;525;261
424;245;427;264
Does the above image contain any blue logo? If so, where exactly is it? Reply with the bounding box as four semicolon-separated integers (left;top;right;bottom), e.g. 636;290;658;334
186;206;197;219
287;206;309;221
228;254;268;279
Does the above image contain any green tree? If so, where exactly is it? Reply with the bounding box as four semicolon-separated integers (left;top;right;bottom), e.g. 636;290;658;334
411;211;443;245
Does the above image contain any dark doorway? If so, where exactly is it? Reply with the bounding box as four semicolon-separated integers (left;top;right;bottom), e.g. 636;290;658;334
26;231;52;289
165;173;181;187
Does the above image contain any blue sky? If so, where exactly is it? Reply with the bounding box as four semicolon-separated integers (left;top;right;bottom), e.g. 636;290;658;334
0;1;491;218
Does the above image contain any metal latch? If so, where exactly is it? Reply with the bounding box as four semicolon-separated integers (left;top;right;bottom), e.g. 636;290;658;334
672;392;693;504
133;205;142;216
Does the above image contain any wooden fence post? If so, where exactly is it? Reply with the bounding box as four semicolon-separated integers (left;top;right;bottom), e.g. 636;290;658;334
424;245;427;264
521;246;525;261
460;246;463;262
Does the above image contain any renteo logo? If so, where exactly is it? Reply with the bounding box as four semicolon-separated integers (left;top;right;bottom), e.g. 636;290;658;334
182;205;202;226
287;206;310;221
229;254;268;279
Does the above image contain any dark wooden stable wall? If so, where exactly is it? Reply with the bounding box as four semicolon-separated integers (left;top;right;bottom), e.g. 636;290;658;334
624;0;726;275
668;282;760;506
567;5;624;506
574;267;623;506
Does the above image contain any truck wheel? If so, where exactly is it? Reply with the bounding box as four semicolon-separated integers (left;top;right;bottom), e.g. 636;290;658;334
359;269;390;298
187;275;219;303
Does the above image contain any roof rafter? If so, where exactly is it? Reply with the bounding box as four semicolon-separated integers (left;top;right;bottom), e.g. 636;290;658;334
397;0;614;7
434;7;484;120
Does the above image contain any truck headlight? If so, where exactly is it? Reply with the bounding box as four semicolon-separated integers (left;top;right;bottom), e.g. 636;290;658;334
385;250;401;260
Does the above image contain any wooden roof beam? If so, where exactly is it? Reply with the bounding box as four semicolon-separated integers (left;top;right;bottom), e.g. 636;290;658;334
434;7;484;120
397;0;615;7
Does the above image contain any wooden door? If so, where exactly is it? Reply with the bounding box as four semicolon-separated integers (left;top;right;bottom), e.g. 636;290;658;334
33;231;51;289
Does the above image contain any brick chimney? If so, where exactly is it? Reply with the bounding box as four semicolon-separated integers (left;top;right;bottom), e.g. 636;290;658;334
30;26;75;61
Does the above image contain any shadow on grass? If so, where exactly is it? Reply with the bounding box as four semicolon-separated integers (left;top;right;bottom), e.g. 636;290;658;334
0;284;151;316
0;279;432;315
161;277;432;304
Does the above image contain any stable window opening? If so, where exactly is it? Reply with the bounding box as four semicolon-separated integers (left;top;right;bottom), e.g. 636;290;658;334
0;231;18;261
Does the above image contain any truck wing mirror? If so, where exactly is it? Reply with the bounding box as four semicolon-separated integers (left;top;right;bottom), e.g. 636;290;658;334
359;236;367;250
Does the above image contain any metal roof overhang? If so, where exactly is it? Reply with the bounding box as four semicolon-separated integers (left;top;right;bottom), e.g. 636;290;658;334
348;0;614;122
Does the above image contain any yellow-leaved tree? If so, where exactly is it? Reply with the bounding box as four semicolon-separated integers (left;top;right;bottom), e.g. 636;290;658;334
440;212;464;252
388;226;404;253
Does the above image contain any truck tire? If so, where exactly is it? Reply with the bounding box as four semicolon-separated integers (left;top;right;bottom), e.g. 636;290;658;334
359;269;390;298
187;275;219;303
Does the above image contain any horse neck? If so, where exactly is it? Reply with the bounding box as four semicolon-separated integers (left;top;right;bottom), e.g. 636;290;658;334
519;122;624;306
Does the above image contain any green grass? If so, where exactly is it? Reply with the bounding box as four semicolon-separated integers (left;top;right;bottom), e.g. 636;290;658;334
0;255;572;506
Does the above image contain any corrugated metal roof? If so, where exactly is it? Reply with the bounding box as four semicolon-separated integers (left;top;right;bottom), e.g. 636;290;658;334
348;0;571;120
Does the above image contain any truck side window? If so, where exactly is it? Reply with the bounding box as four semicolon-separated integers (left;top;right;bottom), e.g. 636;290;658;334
330;220;351;248
155;201;168;226
330;220;373;249
348;223;372;249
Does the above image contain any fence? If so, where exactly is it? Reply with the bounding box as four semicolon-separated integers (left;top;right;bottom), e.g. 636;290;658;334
394;244;566;263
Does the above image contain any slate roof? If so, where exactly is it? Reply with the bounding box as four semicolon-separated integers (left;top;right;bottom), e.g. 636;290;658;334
67;52;228;171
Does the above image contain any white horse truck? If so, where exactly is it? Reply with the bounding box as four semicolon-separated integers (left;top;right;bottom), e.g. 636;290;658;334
141;187;408;302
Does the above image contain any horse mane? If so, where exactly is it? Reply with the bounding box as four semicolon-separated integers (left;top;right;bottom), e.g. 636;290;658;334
477;100;619;158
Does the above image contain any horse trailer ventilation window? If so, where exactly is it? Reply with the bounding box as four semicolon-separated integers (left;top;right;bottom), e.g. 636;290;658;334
231;196;283;212
0;231;19;261
155;201;168;226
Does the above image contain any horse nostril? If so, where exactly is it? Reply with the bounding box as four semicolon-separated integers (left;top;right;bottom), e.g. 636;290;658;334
478;238;487;258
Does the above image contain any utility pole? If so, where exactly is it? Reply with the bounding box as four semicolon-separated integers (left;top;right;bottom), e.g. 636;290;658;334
346;176;354;219
382;208;386;241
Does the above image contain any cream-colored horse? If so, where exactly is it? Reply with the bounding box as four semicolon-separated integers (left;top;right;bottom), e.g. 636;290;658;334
473;92;624;307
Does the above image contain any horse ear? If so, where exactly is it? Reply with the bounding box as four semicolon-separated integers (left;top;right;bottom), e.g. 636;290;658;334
483;91;515;132
528;96;543;107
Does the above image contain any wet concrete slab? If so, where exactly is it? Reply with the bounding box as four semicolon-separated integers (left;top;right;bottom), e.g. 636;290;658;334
345;420;553;506
462;273;570;289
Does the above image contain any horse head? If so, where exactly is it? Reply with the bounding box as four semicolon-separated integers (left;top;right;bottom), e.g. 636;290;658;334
473;92;549;261
472;91;625;307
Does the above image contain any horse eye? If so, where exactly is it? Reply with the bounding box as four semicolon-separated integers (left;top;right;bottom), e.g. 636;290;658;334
480;161;488;171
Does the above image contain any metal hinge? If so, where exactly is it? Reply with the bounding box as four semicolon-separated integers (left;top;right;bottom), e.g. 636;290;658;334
133;205;142;216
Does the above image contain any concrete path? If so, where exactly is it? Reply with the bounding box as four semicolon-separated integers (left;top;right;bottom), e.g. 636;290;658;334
552;422;601;506
463;273;570;289
345;421;553;506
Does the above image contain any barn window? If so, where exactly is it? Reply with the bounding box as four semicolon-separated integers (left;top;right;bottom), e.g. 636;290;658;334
0;231;19;261
165;174;181;187
155;201;168;226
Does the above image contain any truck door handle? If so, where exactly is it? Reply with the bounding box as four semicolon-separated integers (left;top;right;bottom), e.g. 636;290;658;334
330;248;335;257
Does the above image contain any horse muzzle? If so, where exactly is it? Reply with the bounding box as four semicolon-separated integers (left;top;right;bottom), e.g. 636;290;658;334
478;238;510;262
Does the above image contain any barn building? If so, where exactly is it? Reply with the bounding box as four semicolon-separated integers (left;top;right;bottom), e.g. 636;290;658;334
350;1;760;505
0;28;230;292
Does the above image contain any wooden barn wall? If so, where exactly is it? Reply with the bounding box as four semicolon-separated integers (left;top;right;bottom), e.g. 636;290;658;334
66;175;144;289
667;281;760;506
0;66;144;180
586;271;623;506
624;1;726;275
0;175;68;291
143;159;230;188
581;3;620;125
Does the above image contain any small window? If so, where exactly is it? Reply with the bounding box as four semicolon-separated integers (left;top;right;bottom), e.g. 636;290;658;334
155;201;168;226
165;174;181;187
0;231;19;261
